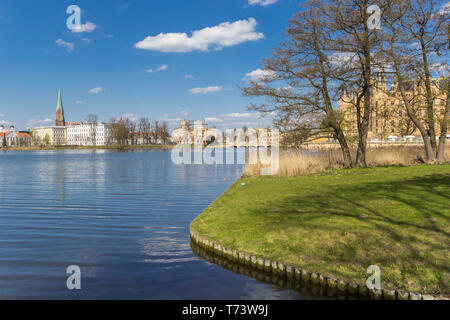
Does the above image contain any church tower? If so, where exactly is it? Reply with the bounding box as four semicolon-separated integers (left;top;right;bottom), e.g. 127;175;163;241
55;89;65;126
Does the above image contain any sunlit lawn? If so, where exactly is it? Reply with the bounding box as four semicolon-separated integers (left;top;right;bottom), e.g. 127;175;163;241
191;164;450;296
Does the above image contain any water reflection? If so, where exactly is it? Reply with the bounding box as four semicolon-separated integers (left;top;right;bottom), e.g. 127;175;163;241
191;242;365;300
0;150;328;299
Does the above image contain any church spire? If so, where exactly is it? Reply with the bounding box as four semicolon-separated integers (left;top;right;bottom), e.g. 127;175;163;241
55;89;66;126
56;89;63;112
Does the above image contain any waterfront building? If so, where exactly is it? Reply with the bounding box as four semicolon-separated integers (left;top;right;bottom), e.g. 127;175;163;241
0;125;32;147
66;123;110;146
31;90;107;146
31;90;69;145
172;120;218;145
32;126;67;145
339;74;447;141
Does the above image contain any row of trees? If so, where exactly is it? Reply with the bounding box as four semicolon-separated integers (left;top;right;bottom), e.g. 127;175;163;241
108;116;171;147
242;0;449;166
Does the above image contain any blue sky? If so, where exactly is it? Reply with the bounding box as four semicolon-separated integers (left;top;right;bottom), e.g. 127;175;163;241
0;0;302;130
0;0;448;131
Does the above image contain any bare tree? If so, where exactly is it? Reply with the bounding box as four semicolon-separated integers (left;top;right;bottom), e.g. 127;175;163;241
404;0;445;153
126;119;136;145
435;4;449;163
111;117;129;147
43;134;50;145
2;133;6;148
380;0;448;162
108;118;116;145
326;0;383;167
151;121;160;144
242;0;353;167
159;121;171;145
138;117;151;144
30;131;41;146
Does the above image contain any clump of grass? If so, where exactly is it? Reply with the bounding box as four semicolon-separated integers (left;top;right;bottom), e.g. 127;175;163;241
244;145;450;177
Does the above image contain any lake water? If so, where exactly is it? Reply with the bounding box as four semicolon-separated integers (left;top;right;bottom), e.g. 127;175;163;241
0;150;322;299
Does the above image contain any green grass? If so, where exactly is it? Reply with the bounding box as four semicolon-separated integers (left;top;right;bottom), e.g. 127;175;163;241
191;164;450;296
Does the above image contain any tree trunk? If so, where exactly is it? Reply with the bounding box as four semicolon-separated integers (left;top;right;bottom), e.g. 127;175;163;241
420;35;438;154
436;80;449;164
390;45;435;162
320;69;353;168
355;5;371;168
355;82;370;167
334;125;353;167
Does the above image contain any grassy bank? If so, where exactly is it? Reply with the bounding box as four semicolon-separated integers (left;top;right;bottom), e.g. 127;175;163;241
191;164;450;297
1;144;174;151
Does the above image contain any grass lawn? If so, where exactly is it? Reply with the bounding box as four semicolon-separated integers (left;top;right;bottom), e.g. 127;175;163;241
191;164;450;296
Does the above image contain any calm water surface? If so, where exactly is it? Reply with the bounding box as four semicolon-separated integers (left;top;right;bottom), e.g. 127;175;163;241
0;150;319;299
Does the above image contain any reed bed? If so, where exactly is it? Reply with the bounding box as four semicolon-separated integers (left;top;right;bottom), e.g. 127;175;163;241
244;145;450;177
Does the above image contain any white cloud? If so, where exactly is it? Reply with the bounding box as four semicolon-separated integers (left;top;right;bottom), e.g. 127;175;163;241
227;112;252;118
55;39;74;52
75;100;83;105
200;112;274;131
184;74;195;79
180;110;189;116
135;18;264;53
165;117;183;123
146;64;168;73
82;38;92;44
248;0;277;6
205;117;223;122
121;113;139;121
189;86;223;94
88;87;104;94
0;113;4;118
71;22;97;33
244;69;276;82
157;64;168;71
27;118;53;127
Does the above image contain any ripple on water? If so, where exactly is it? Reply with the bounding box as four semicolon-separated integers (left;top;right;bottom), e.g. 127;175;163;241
0;150;314;299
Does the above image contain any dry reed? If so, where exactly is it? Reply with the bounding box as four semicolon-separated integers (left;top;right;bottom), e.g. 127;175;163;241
244;144;450;177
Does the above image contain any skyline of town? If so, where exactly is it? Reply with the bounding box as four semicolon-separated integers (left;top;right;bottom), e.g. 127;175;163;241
1;1;447;132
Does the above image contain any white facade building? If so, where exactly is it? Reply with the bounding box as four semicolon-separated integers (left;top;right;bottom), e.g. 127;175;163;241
66;123;110;146
32;126;67;145
1;125;32;147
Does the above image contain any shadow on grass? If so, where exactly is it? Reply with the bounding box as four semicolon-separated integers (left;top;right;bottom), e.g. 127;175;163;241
244;172;450;294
